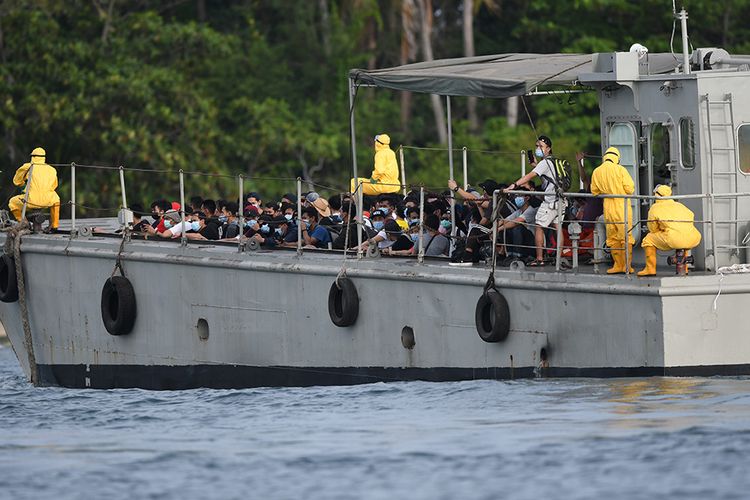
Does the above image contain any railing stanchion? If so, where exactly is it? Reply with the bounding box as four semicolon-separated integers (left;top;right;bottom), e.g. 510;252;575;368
462;146;468;191
521;150;527;177
710;193;718;273
238;174;244;253
418;186;425;264
623;196;630;274
357;181;364;259
178;169;186;247
491;190;499;270
296;178;303;255
449;191;456;258
70;162;76;232
399;146;407;197
555;195;564;271
118;165;128;211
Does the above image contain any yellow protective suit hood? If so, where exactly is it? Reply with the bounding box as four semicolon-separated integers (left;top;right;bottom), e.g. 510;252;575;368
654;184;672;197
375;134;391;151
30;147;46;164
603;147;620;164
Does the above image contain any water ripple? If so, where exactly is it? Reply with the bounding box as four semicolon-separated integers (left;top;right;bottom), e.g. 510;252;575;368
1;349;750;499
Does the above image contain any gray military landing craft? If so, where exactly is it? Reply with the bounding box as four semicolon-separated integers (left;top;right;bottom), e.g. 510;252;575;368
2;8;750;389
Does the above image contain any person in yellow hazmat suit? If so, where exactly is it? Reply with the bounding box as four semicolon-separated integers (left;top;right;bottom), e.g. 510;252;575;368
350;134;401;195
637;184;701;277
590;147;635;274
8;147;60;229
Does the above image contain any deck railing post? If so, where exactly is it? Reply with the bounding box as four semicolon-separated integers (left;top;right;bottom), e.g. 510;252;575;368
70;162;76;232
118;165;128;211
710;193;718;273
357;181;364;259
521;150;526;177
238;174;244;253
492;191;499;269
179;169;186;247
623;196;630;274
449;190;456;258
297;177;303;255
555;195;564;271
399;146;407;196
418;186;425;264
462;146;468;190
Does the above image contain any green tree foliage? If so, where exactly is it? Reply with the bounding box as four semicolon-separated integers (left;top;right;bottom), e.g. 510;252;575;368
1;0;750;213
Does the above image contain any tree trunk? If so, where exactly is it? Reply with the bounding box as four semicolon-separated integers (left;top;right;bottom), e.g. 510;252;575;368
418;0;447;144
319;0;331;57
400;0;419;133
196;0;206;22
506;96;518;127
101;0;115;44
0;18;17;166
722;3;731;47
463;0;479;132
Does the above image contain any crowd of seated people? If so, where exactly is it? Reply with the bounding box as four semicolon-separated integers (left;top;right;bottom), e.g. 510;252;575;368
128;163;603;266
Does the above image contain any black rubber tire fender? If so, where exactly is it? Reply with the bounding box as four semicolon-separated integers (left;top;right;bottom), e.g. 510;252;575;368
101;276;137;336
474;289;510;342
0;254;19;303
328;277;359;327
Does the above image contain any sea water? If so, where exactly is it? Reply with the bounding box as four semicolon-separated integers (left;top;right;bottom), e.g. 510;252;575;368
1;344;749;500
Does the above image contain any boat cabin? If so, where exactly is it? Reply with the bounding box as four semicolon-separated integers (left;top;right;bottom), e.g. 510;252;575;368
581;49;750;270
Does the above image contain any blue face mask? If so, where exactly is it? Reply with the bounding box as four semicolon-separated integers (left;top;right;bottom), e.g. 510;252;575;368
164;220;173;229
302;220;310;229
246;219;257;228
260;224;270;234
190;221;201;231
570;206;579;218
514;196;525;208
380;207;390;216
535;147;544;158
373;221;384;231
275;227;284;236
330;214;342;223
410;233;419;242
284;213;293;221
409;218;420;226
218;215;228;223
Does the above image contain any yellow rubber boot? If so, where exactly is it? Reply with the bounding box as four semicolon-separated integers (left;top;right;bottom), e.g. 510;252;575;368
49;204;60;229
607;249;624;274
637;246;657;277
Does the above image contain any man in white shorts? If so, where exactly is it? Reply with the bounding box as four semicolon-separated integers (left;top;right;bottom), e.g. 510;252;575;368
505;135;567;266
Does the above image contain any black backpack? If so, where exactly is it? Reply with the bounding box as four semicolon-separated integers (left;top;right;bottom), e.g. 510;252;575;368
542;157;572;192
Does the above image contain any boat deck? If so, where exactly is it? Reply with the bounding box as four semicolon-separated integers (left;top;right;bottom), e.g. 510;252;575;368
46;218;710;280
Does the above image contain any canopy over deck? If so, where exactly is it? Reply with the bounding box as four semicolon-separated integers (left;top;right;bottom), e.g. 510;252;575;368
349;53;680;98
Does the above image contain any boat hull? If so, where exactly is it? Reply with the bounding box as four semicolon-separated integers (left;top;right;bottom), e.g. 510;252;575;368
1;233;749;389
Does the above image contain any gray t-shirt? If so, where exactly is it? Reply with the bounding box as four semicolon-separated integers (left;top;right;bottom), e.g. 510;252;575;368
532;158;557;203
507;205;539;232
423;233;450;256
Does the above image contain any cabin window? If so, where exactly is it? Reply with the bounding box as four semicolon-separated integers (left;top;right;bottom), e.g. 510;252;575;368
651;123;671;178
739;125;750;174
679;118;695;169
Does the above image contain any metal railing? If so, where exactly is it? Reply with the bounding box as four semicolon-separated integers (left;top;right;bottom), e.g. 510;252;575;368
14;161;750;275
